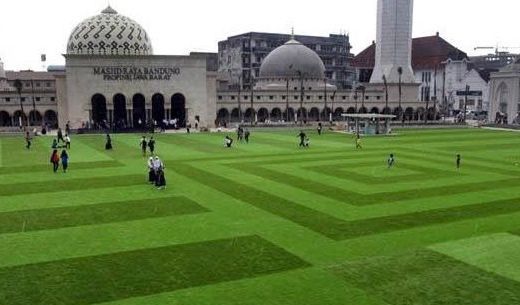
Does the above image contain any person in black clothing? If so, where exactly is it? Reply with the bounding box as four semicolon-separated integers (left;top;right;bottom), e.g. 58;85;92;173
298;131;306;147
148;137;156;155
456;154;461;170
65;121;71;135
317;123;323;135
105;134;113;150
25;131;32;150
57;128;64;143
155;168;166;189
244;129;250;143
140;136;147;156
61;150;69;173
225;136;234;148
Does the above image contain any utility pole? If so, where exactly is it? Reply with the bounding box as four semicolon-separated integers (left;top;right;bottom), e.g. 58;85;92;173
442;68;446;122
398;67;403;124
464;84;469;123
286;78;290;123
324;78;328;122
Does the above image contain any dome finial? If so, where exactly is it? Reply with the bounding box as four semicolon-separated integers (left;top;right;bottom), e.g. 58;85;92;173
101;4;118;14
291;27;295;40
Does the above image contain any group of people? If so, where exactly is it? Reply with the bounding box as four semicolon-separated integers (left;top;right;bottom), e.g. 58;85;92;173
140;136;156;156
297;131;310;148
236;127;251;143
147;156;166;189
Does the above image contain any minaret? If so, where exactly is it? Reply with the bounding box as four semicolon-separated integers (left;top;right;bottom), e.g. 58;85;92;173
0;57;6;80
370;0;415;84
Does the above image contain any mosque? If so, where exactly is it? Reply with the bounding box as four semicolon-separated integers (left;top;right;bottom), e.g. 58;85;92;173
1;0;431;129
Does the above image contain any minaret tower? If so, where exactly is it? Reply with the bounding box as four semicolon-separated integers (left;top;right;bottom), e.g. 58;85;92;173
370;0;415;84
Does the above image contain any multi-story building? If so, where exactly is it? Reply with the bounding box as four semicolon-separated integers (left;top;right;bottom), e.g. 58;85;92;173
353;33;491;112
218;32;355;90
0;57;60;127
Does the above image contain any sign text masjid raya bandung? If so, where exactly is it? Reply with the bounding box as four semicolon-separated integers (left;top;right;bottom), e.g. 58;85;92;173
93;66;181;81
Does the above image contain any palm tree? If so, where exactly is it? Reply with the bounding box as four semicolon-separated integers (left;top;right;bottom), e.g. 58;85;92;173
13;79;26;127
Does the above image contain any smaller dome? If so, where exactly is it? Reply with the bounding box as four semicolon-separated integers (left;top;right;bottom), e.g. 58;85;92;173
259;39;325;80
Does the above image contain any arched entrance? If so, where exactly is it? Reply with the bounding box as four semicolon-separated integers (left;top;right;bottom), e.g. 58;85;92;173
113;94;127;126
271;108;282;122
405;107;414;121
44;110;58;127
321;107;332;121
29;110;42;126
309;107;320;121
283;107;295;122
0;111;10;126
171;93;186;127
91;94;107;125
230;108;241;122
132;93;146;128
257;108;269;122
370;107;380;114
497;83;509;113
358;107;368;114
152;93;165;123
297;107;307;122
244;108;255;122
217;108;230;123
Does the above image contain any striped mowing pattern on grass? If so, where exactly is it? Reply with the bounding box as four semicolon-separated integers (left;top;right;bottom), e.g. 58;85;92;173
0;235;310;305
0;197;208;234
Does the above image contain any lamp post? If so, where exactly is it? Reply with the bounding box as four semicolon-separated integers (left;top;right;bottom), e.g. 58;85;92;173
464;84;469;123
354;87;359;113
298;71;304;126
323;77;328;122
250;76;255;125
397;67;403;123
13;79;26;127
286;78;290;123
330;90;336;123
359;85;366;111
382;74;389;111
424;81;430;124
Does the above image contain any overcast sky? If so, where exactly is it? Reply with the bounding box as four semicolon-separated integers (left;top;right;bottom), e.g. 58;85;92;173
0;0;518;71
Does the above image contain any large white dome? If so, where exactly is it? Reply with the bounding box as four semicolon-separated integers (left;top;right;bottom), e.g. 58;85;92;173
66;6;153;56
259;39;325;80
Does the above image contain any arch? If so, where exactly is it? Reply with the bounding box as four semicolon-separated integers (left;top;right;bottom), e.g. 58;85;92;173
0;111;10;126
382;107;392;115
13;111;24;126
217;108;230;122
416;107;426;121
113;93;127;125
244;108;255;122
152;93;165;123
346;107;356;114
497;82;509;113
283;107;295;122
297;107;307;121
132;93;146;127
44;110;58;127
427;107;437;120
404;107;414;121
230;108;241;122
321;107;332;121
370;107;380;114
358;106;368;114
271;108;282;121
28;110;42;126
257;108;269;122
171;93;186;127
309;107;320;121
91;93;107;124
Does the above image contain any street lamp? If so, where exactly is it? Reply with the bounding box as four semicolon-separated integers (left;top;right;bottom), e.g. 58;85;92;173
250;75;256;125
382;74;389;112
286;78;290;123
397;67;403;123
297;70;305;126
354;87;359;113
13;79;26;127
323;77;328;122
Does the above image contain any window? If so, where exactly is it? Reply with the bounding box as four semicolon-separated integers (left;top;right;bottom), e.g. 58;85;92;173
294;87;298;91
256;96;261;100
35;97;41;102
35;82;41;87
231;96;235;100
282;96;286;100
25;82;30;87
318;96;323;100
21;97;26;102
306;96;311;100
46;82;51;87
5;97;10;102
244;96;248;100
50;97;55;102
218;96;223;100
377;96;381;100
294;96;298;100
269;96;274;100
342;96;346;100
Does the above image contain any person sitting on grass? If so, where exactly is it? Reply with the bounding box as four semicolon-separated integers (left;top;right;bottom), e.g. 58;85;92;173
387;153;395;169
51;138;58;149
224;136;234;148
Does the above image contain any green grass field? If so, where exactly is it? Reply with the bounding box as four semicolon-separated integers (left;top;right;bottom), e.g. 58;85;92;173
1;128;519;305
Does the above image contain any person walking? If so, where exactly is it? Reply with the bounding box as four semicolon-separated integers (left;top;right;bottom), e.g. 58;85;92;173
25;131;32;150
317;122;323;135
57;128;64;143
244;129;250;143
148;136;156;155
298;131;307;148
456;154;461;170
140;136;148;156
64;134;71;150
61;150;69;173
387;153;395;169
105;134;113;150
356;135;362;149
147;157;156;184
50;150;60;173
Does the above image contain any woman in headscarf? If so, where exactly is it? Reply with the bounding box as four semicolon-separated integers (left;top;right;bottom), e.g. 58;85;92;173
148;157;156;184
50;150;60;173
